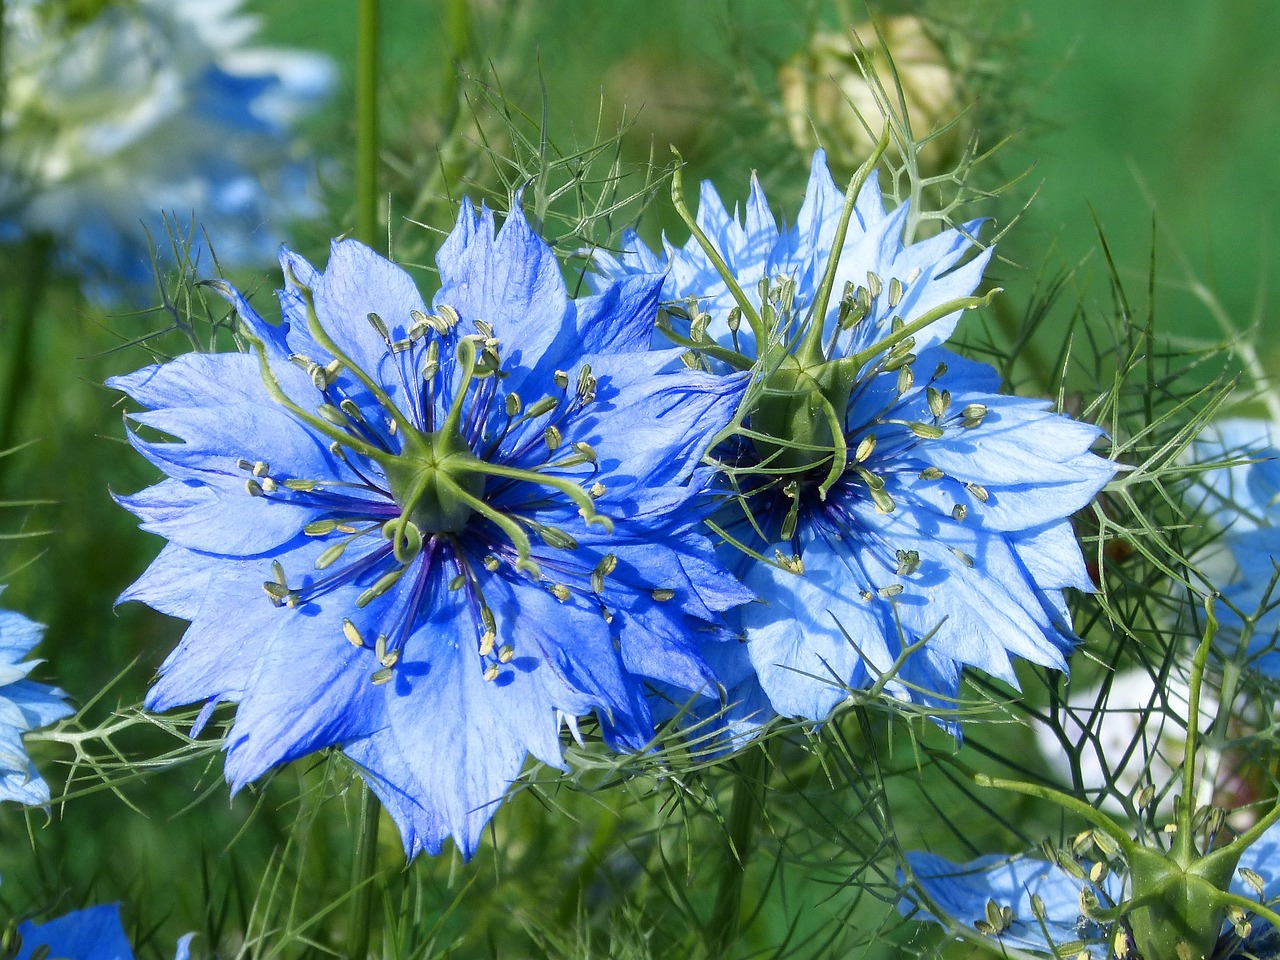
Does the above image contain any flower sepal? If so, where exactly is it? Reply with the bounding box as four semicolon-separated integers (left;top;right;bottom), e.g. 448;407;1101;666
1124;843;1233;960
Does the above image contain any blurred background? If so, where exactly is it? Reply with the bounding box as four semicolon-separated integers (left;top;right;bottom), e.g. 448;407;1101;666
0;0;1276;956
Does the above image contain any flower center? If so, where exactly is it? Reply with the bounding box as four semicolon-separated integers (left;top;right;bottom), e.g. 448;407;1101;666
750;352;854;480
383;424;485;536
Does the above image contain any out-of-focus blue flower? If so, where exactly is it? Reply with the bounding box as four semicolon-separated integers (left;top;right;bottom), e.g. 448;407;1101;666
14;902;193;960
592;150;1115;729
901;824;1280;959
0;0;334;304
1190;418;1280;675
113;201;750;858
0;593;71;805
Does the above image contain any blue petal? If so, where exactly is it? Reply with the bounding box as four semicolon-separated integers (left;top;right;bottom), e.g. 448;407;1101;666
117;543;215;620
0;603;43;660
903;851;1117;957
223;596;389;788
435;201;570;398
568;273;666;356
738;529;893;718
345;581;571;857
17;903;134;960
115;479;321;556
310;239;430;388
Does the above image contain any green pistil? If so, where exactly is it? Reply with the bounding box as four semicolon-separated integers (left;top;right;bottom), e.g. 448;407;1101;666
795;126;891;370
384;426;484;536
750;353;853;484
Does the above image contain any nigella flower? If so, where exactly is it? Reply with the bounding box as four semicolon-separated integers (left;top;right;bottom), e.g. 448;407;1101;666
1189;418;1280;675
113;201;750;857
901;824;1280;958
0;595;72;805
0;0;334;303
591;150;1115;725
10;903;193;960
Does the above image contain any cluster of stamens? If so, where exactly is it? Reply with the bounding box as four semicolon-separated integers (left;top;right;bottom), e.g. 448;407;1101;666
240;292;620;686
674;263;994;587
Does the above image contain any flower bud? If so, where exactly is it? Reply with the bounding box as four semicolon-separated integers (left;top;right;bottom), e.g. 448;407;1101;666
778;17;966;171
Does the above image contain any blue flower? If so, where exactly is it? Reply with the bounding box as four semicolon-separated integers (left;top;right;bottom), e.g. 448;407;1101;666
1;0;334;304
1190;418;1280;675
901;824;1280;958
113;201;750;857
14;903;192;960
592;150;1115;726
0;594;72;805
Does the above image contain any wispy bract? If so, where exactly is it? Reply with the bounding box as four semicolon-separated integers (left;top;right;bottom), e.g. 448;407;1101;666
113;201;749;857
0;0;334;303
0;595;71;805
592;150;1115;728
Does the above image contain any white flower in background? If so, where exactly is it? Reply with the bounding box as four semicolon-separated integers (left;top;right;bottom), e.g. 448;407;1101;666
1035;667;1257;823
1;0;335;303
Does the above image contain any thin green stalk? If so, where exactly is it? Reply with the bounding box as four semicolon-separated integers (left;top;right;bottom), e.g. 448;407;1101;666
973;774;1139;860
0;237;52;462
0;0;8;140
706;743;769;959
355;0;380;248
556;806;621;925
1175;597;1217;863
346;4;383;956
345;781;382;959
843;289;1000;373
670;152;764;346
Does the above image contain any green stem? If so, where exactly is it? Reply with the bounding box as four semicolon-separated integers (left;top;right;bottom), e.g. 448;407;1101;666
451;457;611;531
239;326;390;465
345;782;382;960
355;0;381;248
1175;596;1218;863
0;0;8;143
1199;793;1280;880
842;288;1001;373
655;324;756;370
1212;889;1280;934
0;237;52;462
973;774;1140;860
346;6;383;956
555;806;621;925
706;743;769;959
